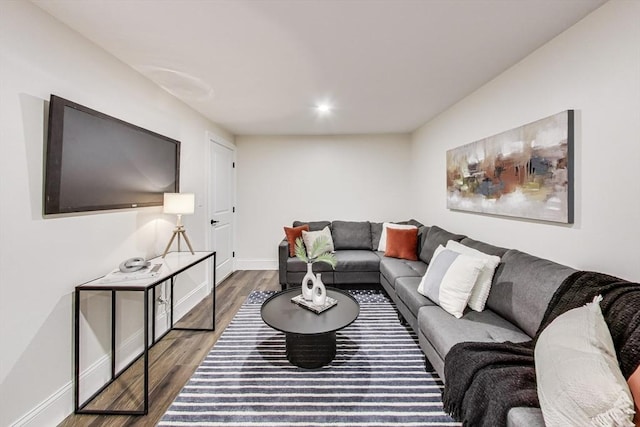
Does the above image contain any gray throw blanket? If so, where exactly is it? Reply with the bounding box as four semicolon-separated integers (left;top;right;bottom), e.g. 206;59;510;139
442;271;640;426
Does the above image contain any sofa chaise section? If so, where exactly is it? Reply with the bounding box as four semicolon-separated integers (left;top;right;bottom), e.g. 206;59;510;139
416;248;577;380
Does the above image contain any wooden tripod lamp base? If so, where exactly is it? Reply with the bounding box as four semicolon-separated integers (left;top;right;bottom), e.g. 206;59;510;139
162;225;195;258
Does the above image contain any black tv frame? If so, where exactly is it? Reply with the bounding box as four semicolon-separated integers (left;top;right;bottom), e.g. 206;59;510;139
44;95;180;215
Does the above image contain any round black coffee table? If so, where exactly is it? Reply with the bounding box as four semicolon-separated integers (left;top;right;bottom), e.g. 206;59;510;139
261;287;360;368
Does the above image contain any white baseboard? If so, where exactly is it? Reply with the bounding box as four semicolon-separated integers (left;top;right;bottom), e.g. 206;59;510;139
8;379;73;427
10;280;210;427
235;258;277;270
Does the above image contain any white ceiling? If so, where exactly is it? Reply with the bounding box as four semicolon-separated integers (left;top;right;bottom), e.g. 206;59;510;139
33;0;605;136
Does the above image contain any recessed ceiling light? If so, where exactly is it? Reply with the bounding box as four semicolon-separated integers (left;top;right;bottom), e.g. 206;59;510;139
316;103;332;114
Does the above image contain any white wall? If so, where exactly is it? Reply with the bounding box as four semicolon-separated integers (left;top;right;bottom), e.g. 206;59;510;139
235;134;412;269
410;0;640;282
0;2;233;426
2;0;638;424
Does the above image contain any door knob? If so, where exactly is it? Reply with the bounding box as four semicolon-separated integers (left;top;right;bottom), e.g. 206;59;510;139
211;220;220;225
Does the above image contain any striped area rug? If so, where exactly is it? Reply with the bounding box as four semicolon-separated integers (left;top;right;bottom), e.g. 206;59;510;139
159;290;460;426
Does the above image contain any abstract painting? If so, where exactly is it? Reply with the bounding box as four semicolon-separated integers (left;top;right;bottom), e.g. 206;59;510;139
446;110;574;223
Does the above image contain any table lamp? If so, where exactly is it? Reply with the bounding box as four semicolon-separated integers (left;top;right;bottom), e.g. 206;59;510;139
162;192;195;258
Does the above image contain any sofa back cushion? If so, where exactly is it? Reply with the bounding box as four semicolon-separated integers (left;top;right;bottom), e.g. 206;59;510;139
293;220;331;231
401;219;427;253
416;225;429;255
419;225;466;264
370;222;383;251
331;220;372;250
487;249;577;337
459;237;508;258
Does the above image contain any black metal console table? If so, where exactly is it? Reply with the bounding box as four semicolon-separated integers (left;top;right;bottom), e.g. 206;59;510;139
74;251;216;415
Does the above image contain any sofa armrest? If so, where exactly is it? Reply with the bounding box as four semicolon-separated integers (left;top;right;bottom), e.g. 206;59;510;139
278;238;290;288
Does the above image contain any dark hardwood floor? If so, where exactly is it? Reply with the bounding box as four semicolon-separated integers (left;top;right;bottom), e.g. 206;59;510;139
59;270;281;427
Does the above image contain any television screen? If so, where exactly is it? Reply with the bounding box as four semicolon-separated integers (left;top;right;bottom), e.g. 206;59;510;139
44;95;180;215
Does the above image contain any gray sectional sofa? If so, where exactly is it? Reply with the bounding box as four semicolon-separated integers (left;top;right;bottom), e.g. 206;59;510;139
279;219;424;287
278;219;577;426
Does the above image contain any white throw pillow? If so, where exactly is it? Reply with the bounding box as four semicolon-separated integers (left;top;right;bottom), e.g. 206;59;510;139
377;222;417;251
535;296;635;427
301;226;334;256
417;245;485;318
445;240;501;312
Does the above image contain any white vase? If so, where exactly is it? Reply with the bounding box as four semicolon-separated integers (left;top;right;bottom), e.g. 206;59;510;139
312;273;327;306
301;263;315;301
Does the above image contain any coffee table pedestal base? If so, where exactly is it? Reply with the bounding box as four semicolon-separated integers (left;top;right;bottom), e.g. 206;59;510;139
285;331;336;368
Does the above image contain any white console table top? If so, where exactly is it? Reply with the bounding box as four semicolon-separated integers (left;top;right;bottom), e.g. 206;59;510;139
77;251;215;290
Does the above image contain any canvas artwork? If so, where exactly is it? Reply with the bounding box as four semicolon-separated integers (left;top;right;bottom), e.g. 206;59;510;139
446;110;574;223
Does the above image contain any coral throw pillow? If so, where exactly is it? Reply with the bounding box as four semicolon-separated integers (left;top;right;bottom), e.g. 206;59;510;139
284;224;309;257
385;227;418;261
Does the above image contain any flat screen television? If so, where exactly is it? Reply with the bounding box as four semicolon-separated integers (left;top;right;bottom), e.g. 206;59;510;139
44;95;180;215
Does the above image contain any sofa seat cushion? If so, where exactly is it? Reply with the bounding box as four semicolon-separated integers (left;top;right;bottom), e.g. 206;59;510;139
287;271;335;286
334;250;380;272
418;305;530;361
334;271;380;285
380;256;427;289
396;276;435;318
331;220;372;250
488;249;577;337
286;257;334;273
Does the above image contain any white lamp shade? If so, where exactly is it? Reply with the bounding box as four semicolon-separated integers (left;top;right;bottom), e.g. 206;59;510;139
163;193;195;215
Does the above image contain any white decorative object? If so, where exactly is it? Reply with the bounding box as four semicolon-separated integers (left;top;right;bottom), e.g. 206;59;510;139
301;263;315;301
312;273;327;306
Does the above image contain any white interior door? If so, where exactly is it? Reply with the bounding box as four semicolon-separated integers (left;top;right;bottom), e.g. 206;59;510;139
209;138;235;284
